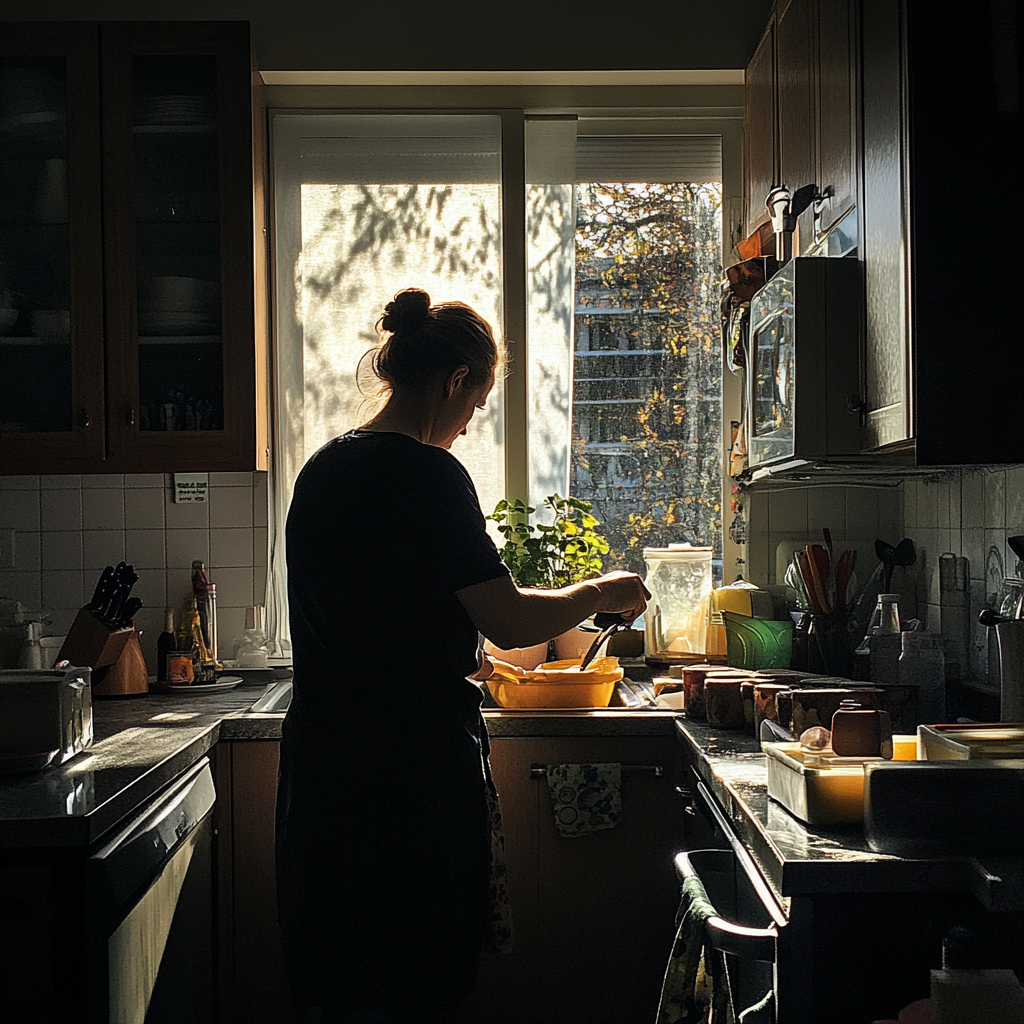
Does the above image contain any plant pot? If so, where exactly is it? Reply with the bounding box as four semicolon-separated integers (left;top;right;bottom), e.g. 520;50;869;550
483;638;549;672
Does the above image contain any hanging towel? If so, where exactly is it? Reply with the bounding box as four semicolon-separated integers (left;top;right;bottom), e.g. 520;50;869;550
656;874;730;1024
482;773;515;957
544;763;622;837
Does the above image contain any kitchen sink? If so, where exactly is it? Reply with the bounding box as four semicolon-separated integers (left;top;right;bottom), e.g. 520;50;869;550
249;679;292;713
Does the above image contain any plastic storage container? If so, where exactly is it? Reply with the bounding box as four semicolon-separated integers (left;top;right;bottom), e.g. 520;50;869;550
486;657;623;709
643;545;712;658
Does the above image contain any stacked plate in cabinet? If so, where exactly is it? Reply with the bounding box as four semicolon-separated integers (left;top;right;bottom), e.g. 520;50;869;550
137;275;219;335
136;95;216;127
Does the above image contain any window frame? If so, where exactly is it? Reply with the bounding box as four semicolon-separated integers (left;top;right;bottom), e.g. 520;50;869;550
264;87;745;636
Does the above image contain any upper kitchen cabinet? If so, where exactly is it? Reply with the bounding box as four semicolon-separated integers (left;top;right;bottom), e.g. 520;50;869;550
0;21;267;475
859;0;1022;463
743;19;777;236
743;0;857;243
0;25;105;464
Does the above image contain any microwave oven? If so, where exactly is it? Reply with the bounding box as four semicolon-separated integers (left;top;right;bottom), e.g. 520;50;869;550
746;256;861;472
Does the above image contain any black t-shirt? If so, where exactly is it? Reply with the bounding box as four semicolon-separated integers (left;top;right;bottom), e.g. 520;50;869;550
285;430;509;714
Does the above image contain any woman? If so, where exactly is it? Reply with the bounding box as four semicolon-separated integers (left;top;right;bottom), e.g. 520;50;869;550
277;288;648;1024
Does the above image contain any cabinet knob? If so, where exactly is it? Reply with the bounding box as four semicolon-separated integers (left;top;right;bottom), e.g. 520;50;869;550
80;410;91;429
128;407;136;427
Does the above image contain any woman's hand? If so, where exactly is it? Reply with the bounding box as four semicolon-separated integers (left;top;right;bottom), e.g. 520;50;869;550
587;570;651;626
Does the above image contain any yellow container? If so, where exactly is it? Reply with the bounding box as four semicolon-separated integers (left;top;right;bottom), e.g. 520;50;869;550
764;735;918;825
487;657;623;710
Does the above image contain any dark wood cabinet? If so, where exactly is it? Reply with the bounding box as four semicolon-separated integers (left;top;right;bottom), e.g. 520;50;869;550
456;733;688;1024
777;0;817;245
743;0;857;245
214;739;297;1024
0;21;267;475
744;22;777;236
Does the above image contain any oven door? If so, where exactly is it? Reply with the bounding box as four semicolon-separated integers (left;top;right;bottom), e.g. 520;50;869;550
675;779;788;1022
87;757;216;1024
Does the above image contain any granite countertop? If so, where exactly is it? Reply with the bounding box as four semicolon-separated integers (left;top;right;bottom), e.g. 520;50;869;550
0;683;677;849
0;686;267;849
675;717;1024;912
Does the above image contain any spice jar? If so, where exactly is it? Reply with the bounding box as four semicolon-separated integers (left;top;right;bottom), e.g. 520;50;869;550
831;699;894;758
704;675;747;729
681;663;716;720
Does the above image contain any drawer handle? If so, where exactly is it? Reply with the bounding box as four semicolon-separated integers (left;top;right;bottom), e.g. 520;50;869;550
529;763;663;779
80;409;91;429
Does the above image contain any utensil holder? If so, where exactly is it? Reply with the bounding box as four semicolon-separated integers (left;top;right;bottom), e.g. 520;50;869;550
57;607;149;697
809;612;855;679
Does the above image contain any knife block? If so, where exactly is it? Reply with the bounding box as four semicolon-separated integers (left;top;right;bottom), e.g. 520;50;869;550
57;607;149;697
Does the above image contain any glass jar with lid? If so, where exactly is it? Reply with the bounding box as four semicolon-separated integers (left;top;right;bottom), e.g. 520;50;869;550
642;545;713;658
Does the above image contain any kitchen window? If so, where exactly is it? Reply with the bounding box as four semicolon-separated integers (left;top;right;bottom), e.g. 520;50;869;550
267;106;730;644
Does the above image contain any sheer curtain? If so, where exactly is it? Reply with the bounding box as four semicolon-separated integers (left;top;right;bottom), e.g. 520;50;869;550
267;114;505;649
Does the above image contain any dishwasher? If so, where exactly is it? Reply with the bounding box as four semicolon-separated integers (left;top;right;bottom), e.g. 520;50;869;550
86;757;217;1024
670;774;800;1023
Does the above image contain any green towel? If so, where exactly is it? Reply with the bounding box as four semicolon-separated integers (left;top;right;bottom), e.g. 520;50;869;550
656;874;731;1024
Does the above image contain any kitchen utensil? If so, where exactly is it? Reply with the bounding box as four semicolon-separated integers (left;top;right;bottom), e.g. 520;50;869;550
119;596;143;628
579;612;625;671
89;565;116;611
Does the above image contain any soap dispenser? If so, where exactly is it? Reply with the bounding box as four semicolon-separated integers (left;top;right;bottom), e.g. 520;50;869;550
17;619;44;670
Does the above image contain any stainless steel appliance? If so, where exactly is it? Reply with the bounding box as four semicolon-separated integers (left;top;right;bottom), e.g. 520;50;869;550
0;758;216;1022
0;665;93;771
746;257;860;473
87;758;216;1023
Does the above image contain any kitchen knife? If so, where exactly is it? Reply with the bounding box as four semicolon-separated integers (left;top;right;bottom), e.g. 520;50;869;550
579;612;626;671
119;596;143;628
89;565;115;611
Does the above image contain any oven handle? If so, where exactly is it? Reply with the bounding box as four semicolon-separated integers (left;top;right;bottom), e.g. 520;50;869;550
674;850;778;961
674;778;788;960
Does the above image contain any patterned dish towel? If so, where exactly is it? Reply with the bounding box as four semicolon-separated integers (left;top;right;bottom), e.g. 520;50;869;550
545;763;622;837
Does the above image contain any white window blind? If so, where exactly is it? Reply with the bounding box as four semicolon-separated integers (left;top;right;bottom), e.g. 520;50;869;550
268;114;505;648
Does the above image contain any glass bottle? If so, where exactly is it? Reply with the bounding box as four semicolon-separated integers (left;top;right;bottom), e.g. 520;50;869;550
156;607;175;683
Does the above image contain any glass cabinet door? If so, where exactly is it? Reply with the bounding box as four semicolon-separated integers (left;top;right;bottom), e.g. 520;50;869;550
102;22;256;469
0;27;105;467
131;53;224;433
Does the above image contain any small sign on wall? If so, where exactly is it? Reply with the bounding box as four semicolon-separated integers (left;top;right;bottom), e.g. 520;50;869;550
173;473;209;504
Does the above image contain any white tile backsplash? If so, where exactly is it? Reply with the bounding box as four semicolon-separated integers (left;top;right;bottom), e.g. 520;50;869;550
211;527;253;568
0;472;263;666
83;488;125;531
42;530;83;571
166;528;210;569
211;486;254;529
41;489;81;532
743;465;1024;690
125;488;166;531
125;528;166;569
0;489;41;531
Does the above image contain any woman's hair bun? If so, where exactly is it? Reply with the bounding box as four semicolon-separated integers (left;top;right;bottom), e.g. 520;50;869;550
381;288;431;334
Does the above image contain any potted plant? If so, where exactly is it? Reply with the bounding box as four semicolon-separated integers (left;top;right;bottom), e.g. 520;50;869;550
485;495;611;666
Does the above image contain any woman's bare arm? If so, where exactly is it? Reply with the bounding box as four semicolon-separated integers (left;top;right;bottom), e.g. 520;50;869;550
456;571;648;650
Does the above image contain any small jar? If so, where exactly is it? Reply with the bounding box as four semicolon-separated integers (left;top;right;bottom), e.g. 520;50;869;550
752;681;791;734
740;680;756;733
831;698;893;758
704;675;747;729
681;664;716;720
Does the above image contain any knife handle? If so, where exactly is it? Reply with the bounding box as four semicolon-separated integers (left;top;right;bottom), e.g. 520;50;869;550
594;612;626;629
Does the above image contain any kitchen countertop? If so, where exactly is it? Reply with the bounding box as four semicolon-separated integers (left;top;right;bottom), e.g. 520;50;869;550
0;684;677;849
675;717;1024;912
0;687;264;848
